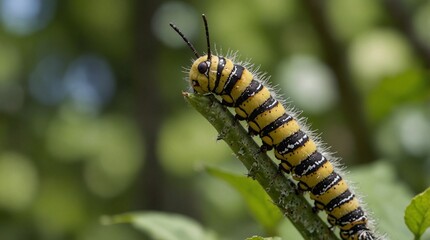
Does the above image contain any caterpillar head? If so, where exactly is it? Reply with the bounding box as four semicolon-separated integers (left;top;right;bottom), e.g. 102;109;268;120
189;55;218;94
170;14;214;94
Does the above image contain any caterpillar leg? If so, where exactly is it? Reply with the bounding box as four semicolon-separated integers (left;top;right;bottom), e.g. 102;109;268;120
327;214;337;229
259;143;273;153
276;163;309;196
296;181;310;195
277;162;290;174
247;126;259;136
312;200;325;213
221;99;234;107
234;114;246;121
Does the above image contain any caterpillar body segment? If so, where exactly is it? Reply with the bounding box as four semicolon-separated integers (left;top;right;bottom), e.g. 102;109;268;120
193;54;375;240
170;15;377;240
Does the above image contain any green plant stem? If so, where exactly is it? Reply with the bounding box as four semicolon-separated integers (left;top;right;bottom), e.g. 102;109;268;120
184;92;339;240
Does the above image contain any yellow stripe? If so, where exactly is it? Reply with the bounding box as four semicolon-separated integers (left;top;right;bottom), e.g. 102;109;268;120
339;219;367;232
238;87;271;116
330;197;360;219
310;179;349;205
219;65;253;105
281;140;317;167
293;161;334;189
248;104;286;132
280;162;292;172
229;70;253;100
262;120;301;146
208;56;219;91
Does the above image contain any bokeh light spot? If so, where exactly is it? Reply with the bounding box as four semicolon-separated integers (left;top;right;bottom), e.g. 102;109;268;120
64;55;116;113
32;178;86;236
349;30;413;89
82;116;143;198
28;55;68;106
277;55;338;114
46;108;143;198
152;2;198;48
0;0;55;35
398;109;430;157
0;152;38;212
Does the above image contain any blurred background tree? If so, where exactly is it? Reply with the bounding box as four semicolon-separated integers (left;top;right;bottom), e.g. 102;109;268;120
0;0;429;239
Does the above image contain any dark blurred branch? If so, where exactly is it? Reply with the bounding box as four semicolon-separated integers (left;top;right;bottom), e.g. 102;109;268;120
135;0;165;210
383;0;430;68
301;0;376;164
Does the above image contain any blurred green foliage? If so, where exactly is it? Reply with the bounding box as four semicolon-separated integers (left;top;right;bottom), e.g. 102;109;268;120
0;0;430;239
104;212;216;240
206;167;283;235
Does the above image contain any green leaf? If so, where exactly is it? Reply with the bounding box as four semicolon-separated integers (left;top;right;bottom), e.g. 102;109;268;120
246;235;282;240
404;187;430;239
102;211;216;240
348;161;413;239
206;166;283;235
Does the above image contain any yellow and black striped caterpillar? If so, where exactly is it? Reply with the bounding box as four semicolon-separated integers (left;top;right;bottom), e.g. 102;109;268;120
170;15;376;240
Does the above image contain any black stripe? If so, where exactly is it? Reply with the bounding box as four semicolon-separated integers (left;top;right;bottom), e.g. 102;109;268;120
337;207;366;227
325;189;355;212
294;151;327;177
223;64;244;95
276;130;309;155
213;57;226;92
341;224;373;239
312;172;342;196
260;113;294;137
234;80;263;107
247;96;278;123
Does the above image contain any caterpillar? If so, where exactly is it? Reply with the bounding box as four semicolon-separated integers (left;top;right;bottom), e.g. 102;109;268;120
170;15;376;240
